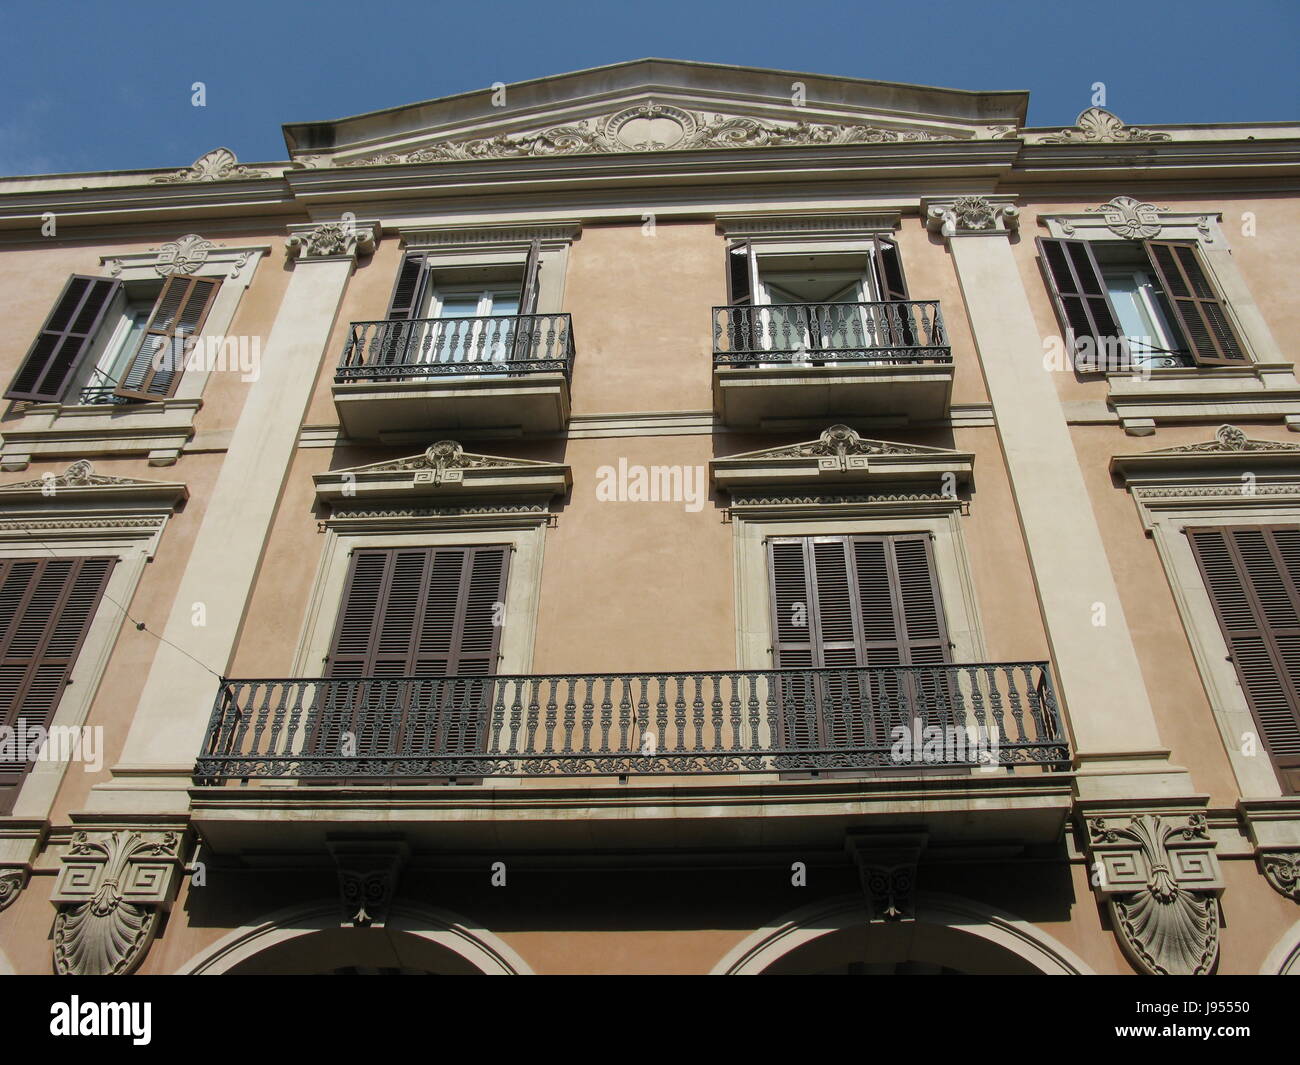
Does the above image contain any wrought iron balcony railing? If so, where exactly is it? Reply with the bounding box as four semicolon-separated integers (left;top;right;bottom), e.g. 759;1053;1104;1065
336;314;575;382
712;300;951;365
194;662;1068;782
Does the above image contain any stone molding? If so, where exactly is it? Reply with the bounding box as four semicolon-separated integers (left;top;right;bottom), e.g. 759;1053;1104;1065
1112;424;1300;485
1035;108;1172;145
1085;811;1222;976
150;147;268;183
286;219;379;261
51;827;188;975
923;196;1019;237
1039;196;1219;246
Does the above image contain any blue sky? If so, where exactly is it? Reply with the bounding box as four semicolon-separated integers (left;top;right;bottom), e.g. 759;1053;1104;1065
1;0;1296;175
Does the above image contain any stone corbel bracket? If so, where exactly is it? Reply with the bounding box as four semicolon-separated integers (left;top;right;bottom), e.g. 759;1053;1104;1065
1085;811;1223;975
1260;851;1300;902
286;219;380;261
923;196;1019;238
846;830;927;922
51;827;189;975
327;839;409;928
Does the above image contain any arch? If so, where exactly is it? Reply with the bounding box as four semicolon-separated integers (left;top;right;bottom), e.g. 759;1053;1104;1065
712;892;1095;975
1260;917;1300;975
175;900;533;975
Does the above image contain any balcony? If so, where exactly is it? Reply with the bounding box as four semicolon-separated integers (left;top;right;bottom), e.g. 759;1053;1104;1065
711;300;954;428
332;313;574;441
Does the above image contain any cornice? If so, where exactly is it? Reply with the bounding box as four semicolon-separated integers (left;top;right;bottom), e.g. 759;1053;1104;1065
1112;424;1300;484
0;460;188;509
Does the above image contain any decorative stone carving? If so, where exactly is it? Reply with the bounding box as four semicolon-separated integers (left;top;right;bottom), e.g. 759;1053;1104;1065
925;196;1019;237
0;460;141;491
327;840;408;928
763;425;933;461
1157;424;1300;454
51;829;187;976
350;102;943;165
846;832;926;922
1038;108;1172;144
1085;196;1166;240
0;868;24;912
154;233;214;276
151;147;266;183
1261;851;1300;902
286;220;377;260
1086;813;1222;976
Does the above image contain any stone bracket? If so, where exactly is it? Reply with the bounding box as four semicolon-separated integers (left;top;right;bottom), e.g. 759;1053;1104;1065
1260;851;1300;902
845;830;927;922
327;838;409;928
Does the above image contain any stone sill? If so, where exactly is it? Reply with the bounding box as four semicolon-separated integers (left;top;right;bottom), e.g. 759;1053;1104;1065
0;398;201;469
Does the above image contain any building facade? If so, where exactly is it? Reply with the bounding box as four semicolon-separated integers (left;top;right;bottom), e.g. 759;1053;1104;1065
0;59;1297;975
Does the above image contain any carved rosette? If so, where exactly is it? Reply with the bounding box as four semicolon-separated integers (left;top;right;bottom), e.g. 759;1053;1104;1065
925;197;1019;237
151;147;267;183
51;829;188;975
1086;813;1222;975
0;868;25;912
286;221;377;261
1039;108;1172;145
1260;852;1300;902
846;832;926;923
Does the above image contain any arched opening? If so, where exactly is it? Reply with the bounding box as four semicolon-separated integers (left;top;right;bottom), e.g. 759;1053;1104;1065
714;893;1093;975
177;902;532;975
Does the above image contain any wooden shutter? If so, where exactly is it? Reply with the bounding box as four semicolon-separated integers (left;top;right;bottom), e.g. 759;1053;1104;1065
726;240;755;305
517;240;542;315
871;236;910;300
0;557;115;804
114;275;219;401
1036;237;1127;369
1187;526;1300;792
385;251;430;320
5;276;121;402
1143;241;1247;365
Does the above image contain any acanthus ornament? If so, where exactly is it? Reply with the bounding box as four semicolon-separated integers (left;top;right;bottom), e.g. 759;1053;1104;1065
1159;424;1300;454
151;147;267;183
1260;852;1300;902
1086;812;1222;976
1039;107;1172;144
1088;196;1166;240
0;460;140;491
0;868;24;912
286;220;376;260
51;829;187;976
349;102;943;165
154;233;214;276
925;196;1019;237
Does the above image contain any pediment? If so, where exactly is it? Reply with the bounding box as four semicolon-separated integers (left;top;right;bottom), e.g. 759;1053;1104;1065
710;425;973;493
314;441;571;504
0;460;188;508
1112;424;1300;483
285;59;1027;166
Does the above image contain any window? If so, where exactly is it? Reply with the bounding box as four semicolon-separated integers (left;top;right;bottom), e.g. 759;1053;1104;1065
310;545;511;773
1187;525;1300;794
766;533;952;755
1037;237;1247;371
0;556;115;809
4;274;219;406
723;238;914;361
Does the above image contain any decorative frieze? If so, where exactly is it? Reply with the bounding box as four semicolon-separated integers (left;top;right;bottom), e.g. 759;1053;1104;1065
151;147;267;183
846;832;926;922
51;828;188;976
1086;812;1222;976
924;196;1019;237
1037;107;1172;145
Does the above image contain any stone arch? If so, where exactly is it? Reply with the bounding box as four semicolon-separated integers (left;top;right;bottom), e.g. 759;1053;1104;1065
712;892;1095;975
1260;917;1300;975
175;900;533;975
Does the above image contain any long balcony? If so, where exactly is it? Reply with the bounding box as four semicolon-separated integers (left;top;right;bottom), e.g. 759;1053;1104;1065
196;662;1066;782
332;313;574;440
711;300;954;428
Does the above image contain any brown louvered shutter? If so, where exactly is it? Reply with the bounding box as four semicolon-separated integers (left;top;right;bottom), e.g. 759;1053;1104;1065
1143;241;1247;365
0;557;115;809
767;534;951;757
319;546;510;766
5;276;121;402
114;275;219;401
1187;526;1300;793
871;236;909;301
1036;237;1127;370
385;252;430;320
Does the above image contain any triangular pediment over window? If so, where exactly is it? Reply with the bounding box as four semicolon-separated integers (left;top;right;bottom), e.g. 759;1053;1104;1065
284;59;1027;167
1112;424;1300;483
0;460;187;508
314;441;571;505
710;425;973;495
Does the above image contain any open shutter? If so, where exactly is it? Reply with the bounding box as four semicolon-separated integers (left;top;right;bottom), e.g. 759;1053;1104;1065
517;240;542;316
5;276;121;402
1188;526;1300;792
385;251;430;321
1143;241;1246;365
0;557;114;808
871;235;910;300
1036;237;1127;369
114;275;219;401
726;240;756;305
